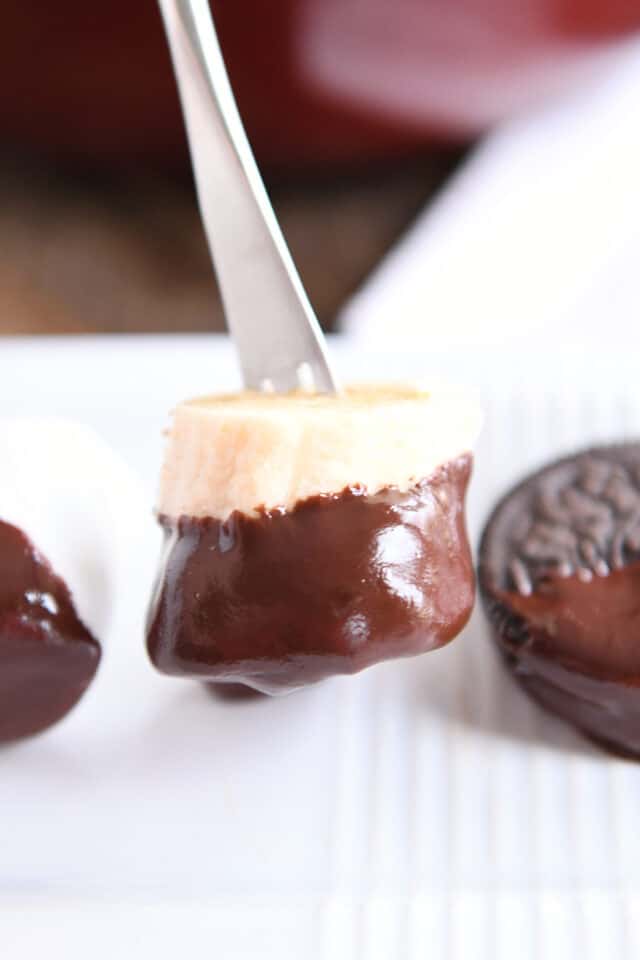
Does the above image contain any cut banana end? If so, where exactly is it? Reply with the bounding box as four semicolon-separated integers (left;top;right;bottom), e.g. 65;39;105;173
158;383;481;519
148;383;482;694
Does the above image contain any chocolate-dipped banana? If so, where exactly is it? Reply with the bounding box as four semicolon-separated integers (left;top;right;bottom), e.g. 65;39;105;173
147;385;481;693
479;443;640;758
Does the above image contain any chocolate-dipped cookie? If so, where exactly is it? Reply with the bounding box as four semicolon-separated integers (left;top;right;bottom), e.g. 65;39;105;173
147;384;481;693
479;442;640;758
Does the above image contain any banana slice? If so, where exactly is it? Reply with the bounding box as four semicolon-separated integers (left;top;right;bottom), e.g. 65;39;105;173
158;383;480;519
148;383;481;694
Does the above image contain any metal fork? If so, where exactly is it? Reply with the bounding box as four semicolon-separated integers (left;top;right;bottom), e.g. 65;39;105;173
157;0;338;394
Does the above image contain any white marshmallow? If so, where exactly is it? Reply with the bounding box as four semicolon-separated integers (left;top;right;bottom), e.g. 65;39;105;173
0;418;149;639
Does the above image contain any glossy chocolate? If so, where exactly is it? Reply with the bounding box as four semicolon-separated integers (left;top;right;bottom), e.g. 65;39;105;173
147;454;474;694
0;519;101;743
479;443;640;757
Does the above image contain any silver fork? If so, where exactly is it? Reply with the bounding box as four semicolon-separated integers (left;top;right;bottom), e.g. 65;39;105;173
157;0;338;394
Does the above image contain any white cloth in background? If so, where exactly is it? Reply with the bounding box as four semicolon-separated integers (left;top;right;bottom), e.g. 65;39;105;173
340;37;640;348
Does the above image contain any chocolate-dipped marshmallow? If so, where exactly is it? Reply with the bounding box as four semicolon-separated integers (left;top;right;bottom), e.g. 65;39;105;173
0;418;145;741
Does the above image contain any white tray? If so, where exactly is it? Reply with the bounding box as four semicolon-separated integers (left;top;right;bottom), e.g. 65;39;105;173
2;335;640;960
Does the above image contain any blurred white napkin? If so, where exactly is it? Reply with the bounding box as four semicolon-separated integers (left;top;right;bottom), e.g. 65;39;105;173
340;37;640;348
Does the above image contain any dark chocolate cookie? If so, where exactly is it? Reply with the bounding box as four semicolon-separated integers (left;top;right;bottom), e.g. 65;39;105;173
478;442;640;758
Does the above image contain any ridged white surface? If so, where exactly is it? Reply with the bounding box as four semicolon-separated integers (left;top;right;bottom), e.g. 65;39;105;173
1;336;639;960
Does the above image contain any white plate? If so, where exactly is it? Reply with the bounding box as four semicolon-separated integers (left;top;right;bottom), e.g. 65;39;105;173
1;335;640;959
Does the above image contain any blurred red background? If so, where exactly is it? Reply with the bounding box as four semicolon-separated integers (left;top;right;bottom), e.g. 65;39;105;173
3;0;640;173
1;0;639;337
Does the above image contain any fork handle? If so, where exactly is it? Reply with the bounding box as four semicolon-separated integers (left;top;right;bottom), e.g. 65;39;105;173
157;0;337;393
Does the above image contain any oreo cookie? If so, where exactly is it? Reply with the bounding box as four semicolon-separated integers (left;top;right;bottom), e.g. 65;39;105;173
479;443;640;758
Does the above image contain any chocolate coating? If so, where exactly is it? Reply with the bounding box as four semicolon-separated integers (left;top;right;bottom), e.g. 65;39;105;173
0;520;101;743
147;454;474;694
479;443;640;757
